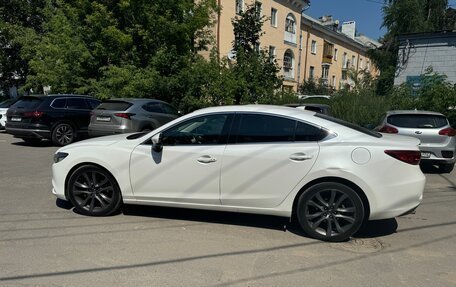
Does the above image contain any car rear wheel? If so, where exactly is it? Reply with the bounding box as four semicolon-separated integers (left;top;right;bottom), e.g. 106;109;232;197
439;163;454;174
52;123;75;146
297;182;365;242
67;165;122;216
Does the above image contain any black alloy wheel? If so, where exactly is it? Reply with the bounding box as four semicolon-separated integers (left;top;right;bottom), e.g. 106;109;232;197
67;165;122;216
52;123;75;146
297;182;364;242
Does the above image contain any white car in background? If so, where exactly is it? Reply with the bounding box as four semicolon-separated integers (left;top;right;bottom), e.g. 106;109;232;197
0;99;17;130
52;105;425;242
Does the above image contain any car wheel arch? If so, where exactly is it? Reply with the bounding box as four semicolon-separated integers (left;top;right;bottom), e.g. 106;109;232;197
291;176;370;221
64;162;121;200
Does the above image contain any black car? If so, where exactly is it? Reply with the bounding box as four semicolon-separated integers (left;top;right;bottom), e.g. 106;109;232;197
6;95;101;146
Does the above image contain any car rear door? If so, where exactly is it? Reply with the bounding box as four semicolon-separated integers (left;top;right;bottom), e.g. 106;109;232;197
220;113;321;208
64;97;93;131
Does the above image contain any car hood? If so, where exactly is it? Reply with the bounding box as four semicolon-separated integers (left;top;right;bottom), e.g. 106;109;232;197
61;133;133;149
379;133;421;147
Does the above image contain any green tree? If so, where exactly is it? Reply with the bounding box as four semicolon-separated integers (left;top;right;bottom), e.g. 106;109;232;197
230;4;282;104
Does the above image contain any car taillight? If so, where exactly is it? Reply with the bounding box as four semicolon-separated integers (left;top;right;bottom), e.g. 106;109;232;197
384;150;421;165
379;125;398;133
439;127;456;137
114;113;135;120
23;111;44;118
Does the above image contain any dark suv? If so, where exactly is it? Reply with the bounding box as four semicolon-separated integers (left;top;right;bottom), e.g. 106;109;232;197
6;95;101;146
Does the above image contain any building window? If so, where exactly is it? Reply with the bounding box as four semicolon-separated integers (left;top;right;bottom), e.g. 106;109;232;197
360;58;363;69
334;48;338;61
332;75;336;88
351;55;356;67
311;40;317;54
342;70;348;80
269;46;276;58
321;64;329;80
309;66;315;79
271;8;277;27
235;0;244;14
343;52;348;68
283;49;294;79
284;14;296;44
255;1;262;16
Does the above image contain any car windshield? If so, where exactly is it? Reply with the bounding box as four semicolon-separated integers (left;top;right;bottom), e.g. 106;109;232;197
96;101;132;111
387;114;448;128
315;113;382;138
10;97;43;110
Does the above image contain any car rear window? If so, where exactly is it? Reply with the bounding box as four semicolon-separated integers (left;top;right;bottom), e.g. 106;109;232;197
10;97;43;110
387;114;448;128
315;113;382;138
96;101;132;111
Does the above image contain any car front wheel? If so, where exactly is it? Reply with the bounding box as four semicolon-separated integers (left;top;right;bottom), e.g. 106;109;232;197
297;182;365;242
67;165;122;216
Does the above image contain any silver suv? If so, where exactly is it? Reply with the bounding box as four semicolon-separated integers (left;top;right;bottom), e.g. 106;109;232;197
88;99;180;137
376;110;455;173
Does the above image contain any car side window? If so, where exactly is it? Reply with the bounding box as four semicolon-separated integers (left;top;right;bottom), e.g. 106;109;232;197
234;114;295;143
51;98;66;109
161;114;230;146
142;102;164;113
161;103;179;115
87;99;101;109
295;121;326;141
66;98;90;110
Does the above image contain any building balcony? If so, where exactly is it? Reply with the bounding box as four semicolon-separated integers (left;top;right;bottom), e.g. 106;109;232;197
284;31;297;45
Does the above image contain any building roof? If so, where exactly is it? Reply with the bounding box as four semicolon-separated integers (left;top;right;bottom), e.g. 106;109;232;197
301;14;380;51
398;30;456;40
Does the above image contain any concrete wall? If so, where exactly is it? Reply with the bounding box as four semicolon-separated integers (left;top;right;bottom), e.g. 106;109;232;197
395;33;456;85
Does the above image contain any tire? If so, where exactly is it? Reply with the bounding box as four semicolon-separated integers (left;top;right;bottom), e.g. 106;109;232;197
439;163;454;174
67;165;122;216
22;138;41;145
52;122;75;146
296;182;365;242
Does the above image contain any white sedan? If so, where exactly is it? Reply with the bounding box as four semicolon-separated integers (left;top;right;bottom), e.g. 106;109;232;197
52;105;425;241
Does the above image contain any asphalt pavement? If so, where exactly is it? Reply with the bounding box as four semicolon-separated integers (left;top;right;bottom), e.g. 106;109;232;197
0;132;455;287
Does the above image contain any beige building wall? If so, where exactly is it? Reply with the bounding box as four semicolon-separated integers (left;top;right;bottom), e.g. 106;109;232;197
205;1;379;92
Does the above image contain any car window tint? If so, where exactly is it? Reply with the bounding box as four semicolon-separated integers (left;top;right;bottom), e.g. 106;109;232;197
87;99;101;109
10;97;43;110
387;114;448;128
295;122;326;141
161;114;229;145
235;114;295;143
161;103;179;115
96;101;132;111
143;102;163;113
66;98;90;110
51;98;66;108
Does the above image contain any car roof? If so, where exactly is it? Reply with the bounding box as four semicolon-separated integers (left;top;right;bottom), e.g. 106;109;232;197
104;98;165;104
386;110;445;116
46;94;94;99
194;104;316;116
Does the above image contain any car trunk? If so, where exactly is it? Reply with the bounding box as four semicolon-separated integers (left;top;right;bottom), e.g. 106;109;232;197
387;114;451;145
90;100;133;127
6;96;44;126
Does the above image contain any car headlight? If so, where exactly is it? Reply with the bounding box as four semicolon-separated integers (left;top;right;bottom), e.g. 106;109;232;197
54;152;69;163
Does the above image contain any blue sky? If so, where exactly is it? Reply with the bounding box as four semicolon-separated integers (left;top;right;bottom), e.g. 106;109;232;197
305;0;387;41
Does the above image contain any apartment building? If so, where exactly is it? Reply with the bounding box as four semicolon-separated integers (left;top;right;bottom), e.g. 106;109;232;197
210;1;380;91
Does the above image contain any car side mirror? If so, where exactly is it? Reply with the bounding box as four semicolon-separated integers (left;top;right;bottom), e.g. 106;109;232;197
152;133;163;152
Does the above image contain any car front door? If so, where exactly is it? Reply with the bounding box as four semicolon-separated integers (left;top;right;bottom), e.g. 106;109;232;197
129;113;233;204
220;113;321;208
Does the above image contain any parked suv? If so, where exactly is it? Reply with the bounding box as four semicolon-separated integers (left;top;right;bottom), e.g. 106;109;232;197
376;110;455;173
88;98;180;137
6;95;101;146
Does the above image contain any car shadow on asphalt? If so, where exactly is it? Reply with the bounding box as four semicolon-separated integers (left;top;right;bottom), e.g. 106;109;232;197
11;140;54;148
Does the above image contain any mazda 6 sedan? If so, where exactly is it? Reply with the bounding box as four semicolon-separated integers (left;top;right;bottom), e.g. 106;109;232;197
52;105;425;241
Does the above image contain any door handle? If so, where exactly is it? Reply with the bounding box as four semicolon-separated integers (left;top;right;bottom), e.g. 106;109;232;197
289;153;313;161
197;155;217;164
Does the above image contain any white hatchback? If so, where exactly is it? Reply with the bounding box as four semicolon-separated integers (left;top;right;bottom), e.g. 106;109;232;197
52;105;425;241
